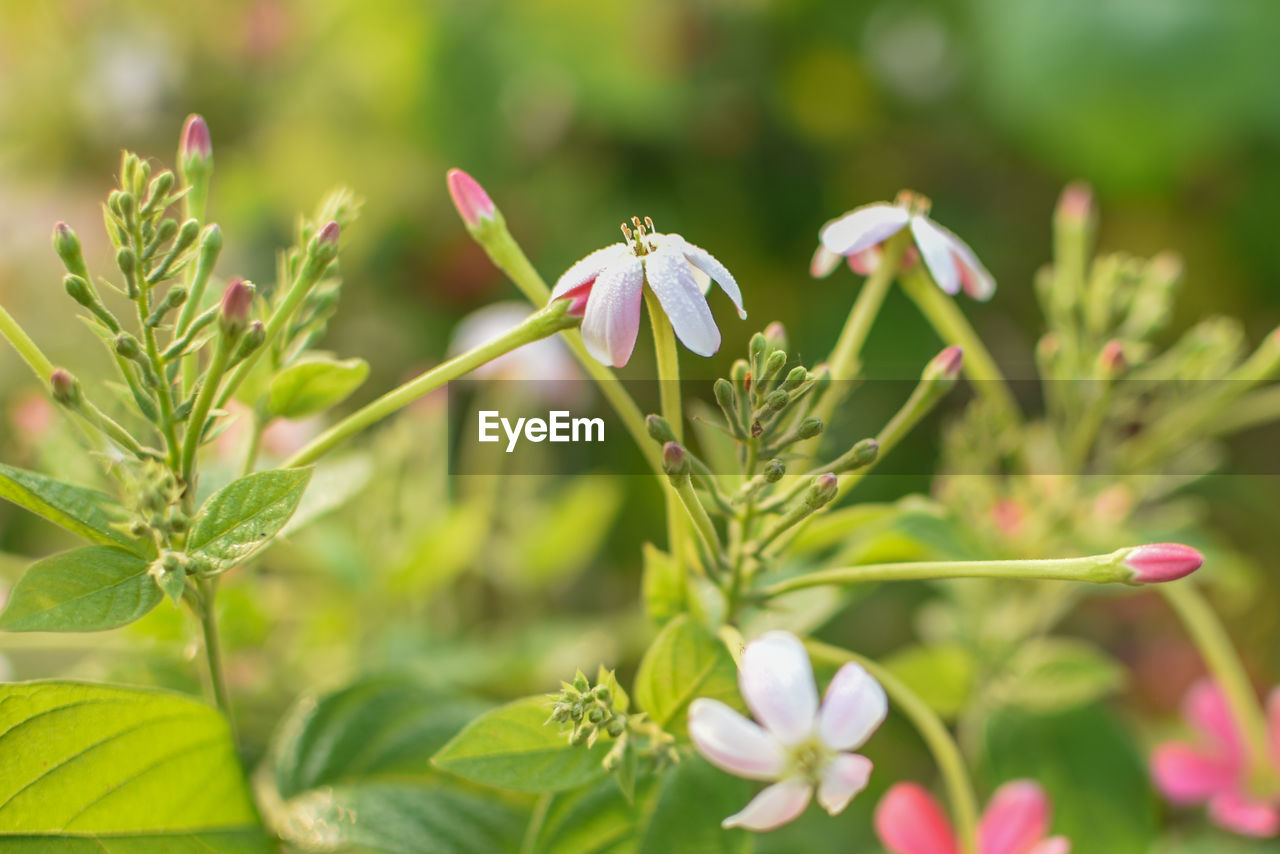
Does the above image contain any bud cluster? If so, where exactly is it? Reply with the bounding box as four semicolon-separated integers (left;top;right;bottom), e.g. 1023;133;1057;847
549;668;627;748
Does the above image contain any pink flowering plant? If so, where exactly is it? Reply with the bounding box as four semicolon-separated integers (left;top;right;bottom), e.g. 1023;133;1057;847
0;119;1276;854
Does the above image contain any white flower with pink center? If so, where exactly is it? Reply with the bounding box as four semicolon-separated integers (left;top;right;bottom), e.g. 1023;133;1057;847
550;217;746;367
688;630;886;832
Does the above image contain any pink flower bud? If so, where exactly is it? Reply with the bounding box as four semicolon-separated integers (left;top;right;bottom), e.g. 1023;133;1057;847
219;277;254;327
662;441;688;476
446;168;496;229
925;345;964;382
1124;543;1204;583
1056;181;1093;224
180;114;212;163
317;220;340;245
50;369;79;405
1099;340;1127;375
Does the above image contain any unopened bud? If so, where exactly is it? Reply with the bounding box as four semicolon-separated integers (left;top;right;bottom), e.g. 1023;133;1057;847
116;247;136;276
231;320;266;362
1055;181;1094;227
1123;543;1203;584
763;459;786;482
834;438;879;473
646;414;677;444
175;218;200;251
446;168;497;230
50;369;80;406
145;171;175;207
219;278;254;333
52;222;86;275
200;223;223;256
307;220;341;268
765;389;789;412
764;349;787;377
782;366;808;391
63;274;94;308
928;346;964;382
714;378;736;412
1098;340;1127;376
764;322;788;353
179;114;212;171
114;333;143;359
749;332;768;365
797;417;824;439
593;685;611;703
588;707;605;723
606;718;625;738
569;728;588;746
662;442;690;477
731;360;750;391
805;473;838;508
573;672;590;693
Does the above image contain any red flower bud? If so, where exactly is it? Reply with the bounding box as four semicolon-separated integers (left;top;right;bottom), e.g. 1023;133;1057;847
1124;543;1204;583
180;114;212;163
447;168;496;229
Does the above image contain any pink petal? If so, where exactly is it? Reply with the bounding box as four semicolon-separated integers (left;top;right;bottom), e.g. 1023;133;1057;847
875;783;958;854
1151;742;1239;804
1267;687;1280;770
1183;680;1244;763
1028;837;1071;854
979;781;1051;854
811;245;843;278
739;631;820;746
580;253;644;367
816;752;873;815
688;698;788;781
949;235;996;301
551;243;627;301
847;247;881;275
818;662;887;751
667;234;747;320
1208;790;1280;838
909;216;962;296
820;204;910;256
722;778;812;832
644;245;721;358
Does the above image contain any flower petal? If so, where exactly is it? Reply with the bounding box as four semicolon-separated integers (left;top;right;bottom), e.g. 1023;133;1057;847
721;778;812;832
927;218;996;301
820;204;910;256
811;245;843;278
816;752;873;815
645;243;721;358
1151;742;1239;804
1208;790;1280;838
688;698;787;781
875;783;958;854
668;234;747;320
550;243;627;301
739;631;820;746
847;247;881;275
581;253;644;367
1183;680;1244;763
979;780;1051;854
1028;838;1071;854
909;216;962;296
818;661;888;751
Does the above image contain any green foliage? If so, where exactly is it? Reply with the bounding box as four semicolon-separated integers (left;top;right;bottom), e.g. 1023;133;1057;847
641;543;685;626
266;354;369;420
883;642;975;719
999;637;1126;712
635;756;752;854
0;463;148;555
0;681;269;852
187;468;312;571
0;546;161;632
433;695;613;793
529;777;656;854
633;614;743;738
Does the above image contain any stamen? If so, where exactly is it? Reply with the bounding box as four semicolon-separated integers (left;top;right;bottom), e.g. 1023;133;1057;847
644;216;655;233
621;222;633;242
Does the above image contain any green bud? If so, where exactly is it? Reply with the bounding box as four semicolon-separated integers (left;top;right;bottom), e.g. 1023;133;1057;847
731;359;750;391
797;417;824;439
606;718;625;738
833;438;879;473
230;320;266;362
764;349;787;377
116;246;136;276
569;728;587;746
114;333;143;360
749;332;767;365
151;218;179;249
200;222;223;256
810;364;831;397
573;672;590;693
714;378;735;412
552;704;571;723
144;171;175;212
50;368;80;407
763;459;786;482
175;218;201;251
167;512;190;534
570;705;584;722
662;442;690;477
117;191;136;222
805;473;839;509
52;222;86;276
593;686;612;704
782;365;808;391
765;389;789;412
646;414;677;444
763;321;787;353
63;274;94;307
588;707;605;723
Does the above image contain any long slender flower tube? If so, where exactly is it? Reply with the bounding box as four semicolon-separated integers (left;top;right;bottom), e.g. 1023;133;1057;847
876;781;1070;854
813;191;995;301
1151;680;1280;837
688;630;886;831
550;217;746;367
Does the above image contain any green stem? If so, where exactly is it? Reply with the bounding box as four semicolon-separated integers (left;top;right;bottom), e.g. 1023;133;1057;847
1161;583;1279;796
671;474;720;557
0;305;56;385
807;640;980;854
758;549;1142;599
645;287;692;573
241;413;265;476
136;288;182;469
283;302;578;468
196;576;235;735
181;333;232;485
899;266;1019;422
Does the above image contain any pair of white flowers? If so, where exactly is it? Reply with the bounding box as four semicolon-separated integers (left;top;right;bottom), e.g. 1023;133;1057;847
551;197;995;367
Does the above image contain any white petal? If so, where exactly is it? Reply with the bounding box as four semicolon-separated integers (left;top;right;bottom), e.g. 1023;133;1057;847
818;662;888;751
817;753;873;815
739;631;819;746
945;228;996;301
550;243;628;301
910;216;961;295
644;244;721;357
820;204;910;256
581;254;644;367
666;234;747;320
721;778;812;832
810;245;842;278
688;698;788;781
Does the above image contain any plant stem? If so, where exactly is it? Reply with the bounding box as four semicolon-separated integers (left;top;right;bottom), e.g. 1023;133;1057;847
671;474;720;557
1161;582;1279;796
197;576;235;735
241;412;264;476
181;333;232;486
899;266;1019;422
645;287;692;573
758;549;1142;598
136;287;182;469
0;305;56;385
807;640;980;854
282;302;578;467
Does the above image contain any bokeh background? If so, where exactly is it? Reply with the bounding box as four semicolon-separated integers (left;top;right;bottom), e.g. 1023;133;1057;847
2;1;1280;850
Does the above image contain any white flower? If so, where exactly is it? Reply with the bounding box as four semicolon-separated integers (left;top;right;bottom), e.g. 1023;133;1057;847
814;192;995;301
550;217;747;367
689;630;887;832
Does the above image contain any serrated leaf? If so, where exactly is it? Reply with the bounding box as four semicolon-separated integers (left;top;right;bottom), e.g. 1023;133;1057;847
267;355;368;419
0;463;148;556
0;681;269;852
188;468;312;571
0;546;160;632
432;696;612;793
633;614;743;737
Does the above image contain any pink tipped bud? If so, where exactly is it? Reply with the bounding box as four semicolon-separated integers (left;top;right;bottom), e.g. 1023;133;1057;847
180;114;212;163
1099;340;1127;375
806;472;839;508
1124;543;1204;583
318;220;340;245
50;368;80;406
1056;181;1094;224
447;168;496;229
219;277;254;329
764;321;788;352
661;441;689;477
925;345;964;382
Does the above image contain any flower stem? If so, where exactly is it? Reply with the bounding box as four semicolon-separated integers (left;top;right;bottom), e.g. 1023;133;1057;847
645;288;683;442
899;265;1019;422
181;333;232;486
1161;582;1280;796
0;305;56;385
196;576;235;736
807;640;980;854
282;301;578;467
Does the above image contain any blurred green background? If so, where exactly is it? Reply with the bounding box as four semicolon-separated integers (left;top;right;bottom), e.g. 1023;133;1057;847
1;1;1280;847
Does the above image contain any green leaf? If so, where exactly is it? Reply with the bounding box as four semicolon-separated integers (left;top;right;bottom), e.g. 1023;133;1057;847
267;355;369;419
0;546;161;632
532;776;656;854
188;468;312;571
0;462;148;556
633;614;743;737
636;756;751;854
0;681;269;852
883;643;976;719
641;543;685;626
433;696;612;793
983;703;1158;852
1000;638;1126;712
